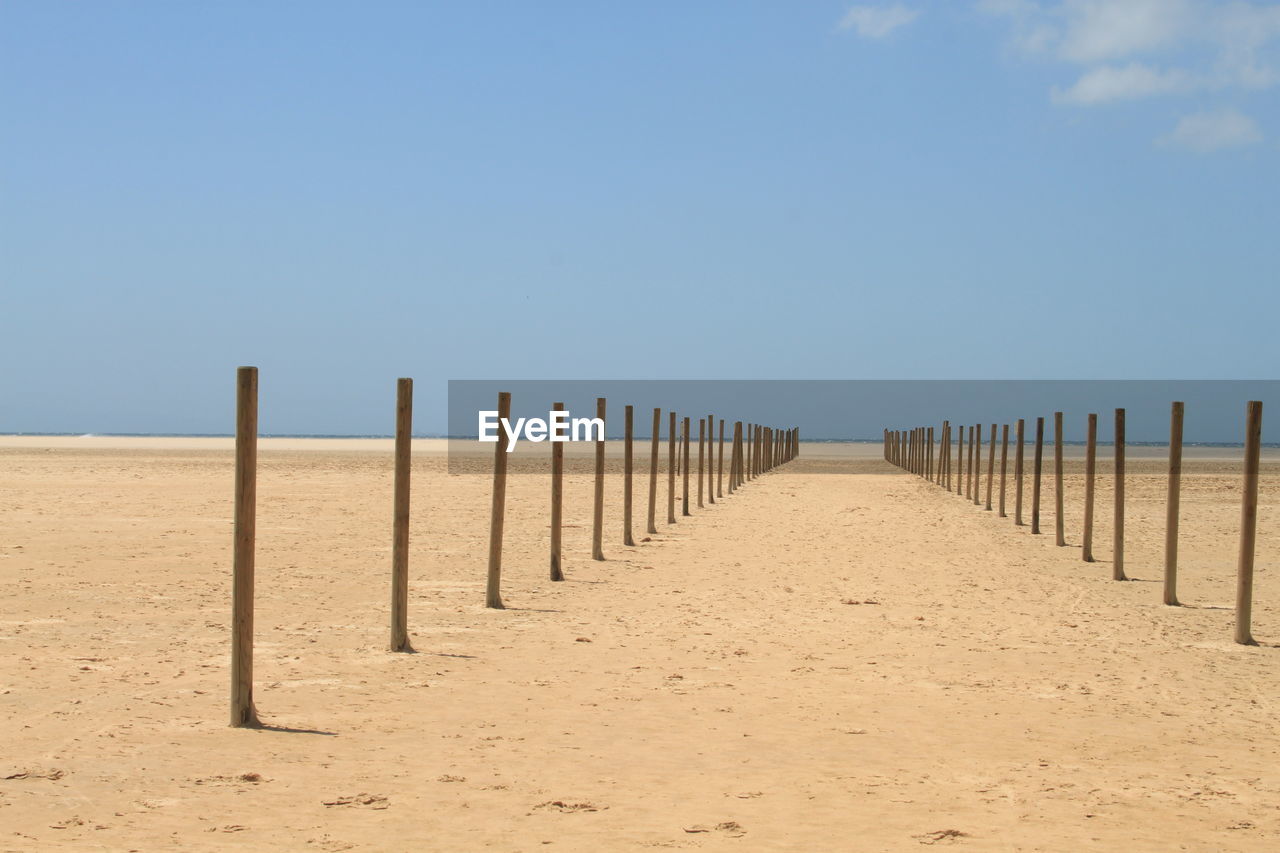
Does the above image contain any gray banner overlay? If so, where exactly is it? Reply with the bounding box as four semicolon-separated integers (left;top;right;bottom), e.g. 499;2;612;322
447;380;1279;474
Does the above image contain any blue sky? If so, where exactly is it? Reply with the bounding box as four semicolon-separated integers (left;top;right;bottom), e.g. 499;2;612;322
3;2;1278;434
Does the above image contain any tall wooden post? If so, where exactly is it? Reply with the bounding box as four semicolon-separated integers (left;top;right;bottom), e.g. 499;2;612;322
985;423;995;511
231;366;259;727
1054;412;1065;546
551;402;565;581
928;427;935;481
1032;417;1044;534
1082;413;1097;562
485;391;511;609
390;377;413;652
972;424;981;505
697;417;705;508
729;421;739;493
707;416;716;504
1235;401;1263;645
647;408;660;535
592;397;606;560
942;422;950;489
668;411;677;523
624;404;635;546
717;418;725;498
1014;419;1025;525
968;424;977;501
941;423;949;488
682;417;691;516
956;425;965;496
1164;402;1184;605
998;424;1009;517
1113;408;1127;581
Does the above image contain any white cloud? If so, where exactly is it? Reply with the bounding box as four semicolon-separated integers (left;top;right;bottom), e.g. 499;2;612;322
1053;62;1195;103
976;1;1278;149
838;4;921;39
978;0;1280;92
1056;0;1196;64
1160;108;1263;152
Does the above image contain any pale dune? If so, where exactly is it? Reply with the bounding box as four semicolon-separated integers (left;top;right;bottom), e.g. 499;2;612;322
2;437;1278;851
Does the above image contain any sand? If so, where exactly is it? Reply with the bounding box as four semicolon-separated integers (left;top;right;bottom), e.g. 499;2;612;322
2;437;1278;851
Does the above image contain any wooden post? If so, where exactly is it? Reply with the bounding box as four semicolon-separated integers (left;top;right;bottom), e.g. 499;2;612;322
956;425;965;496
682;417;691;516
230;366;259;727
1164;402;1184;605
942;422;950;489
707;416;716;504
1014;419;1025;525
733;423;740;488
1082;414;1097;562
592;397;606;560
1054;412;1065;546
697;417;705;508
717;418;724;498
668;411;677;523
1113;408;1127;581
1032;416;1044;534
485;391;511;609
624;404;635;546
968;424;976;501
985;424;995;511
551;402;565;581
390;377;413;652
928;427;934;481
1235;401;1263;645
967;422;977;502
647;408;660;535
998;424;1009;517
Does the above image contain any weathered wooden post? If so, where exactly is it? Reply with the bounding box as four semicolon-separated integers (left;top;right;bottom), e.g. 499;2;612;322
943;423;951;489
668;411;677;524
1235;400;1263;645
1014;419;1025;525
1054;411;1065;546
972;424;981;505
730;421;740;493
486;391;511;609
682;417;691;516
985;423;995;511
647;408;660;535
941;422;949;489
592;397;606;560
928;426;935;481
551;402;565;581
1082;413;1098;562
1164;402;1184;605
1032;416;1044;534
624;404;635;547
708;415;716;504
717;418;725;498
231;365;259;727
956;425;965;496
390;377;413;652
1113;408;1127;581
697;417;705;508
969;424;977;501
998;424;1009;517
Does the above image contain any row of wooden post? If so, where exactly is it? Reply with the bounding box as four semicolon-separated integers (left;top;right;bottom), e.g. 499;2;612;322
884;401;1265;646
486;393;799;608
229;368;800;726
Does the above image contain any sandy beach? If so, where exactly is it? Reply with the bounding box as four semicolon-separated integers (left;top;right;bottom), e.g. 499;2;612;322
3;437;1278;851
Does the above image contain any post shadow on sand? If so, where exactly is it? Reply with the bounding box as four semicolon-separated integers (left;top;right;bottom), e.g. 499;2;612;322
246;719;338;736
